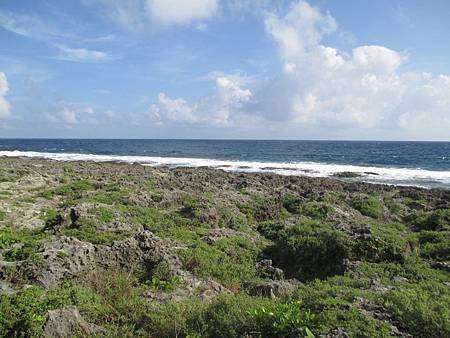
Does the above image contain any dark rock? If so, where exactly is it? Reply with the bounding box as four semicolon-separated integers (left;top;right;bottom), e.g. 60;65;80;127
333;172;362;178
431;261;450;273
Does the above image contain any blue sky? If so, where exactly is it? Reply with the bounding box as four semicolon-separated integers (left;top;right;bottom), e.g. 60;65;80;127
0;0;449;140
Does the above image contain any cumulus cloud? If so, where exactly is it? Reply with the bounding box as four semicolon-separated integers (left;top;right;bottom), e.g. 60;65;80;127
46;104;99;125
83;0;218;29
246;0;450;136
149;75;251;125
0;72;11;119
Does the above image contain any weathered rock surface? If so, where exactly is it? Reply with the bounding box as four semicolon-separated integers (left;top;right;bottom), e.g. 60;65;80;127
43;307;99;338
30;231;170;288
250;280;297;298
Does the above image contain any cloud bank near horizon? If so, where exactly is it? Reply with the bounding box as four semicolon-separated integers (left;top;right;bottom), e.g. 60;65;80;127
150;1;450;138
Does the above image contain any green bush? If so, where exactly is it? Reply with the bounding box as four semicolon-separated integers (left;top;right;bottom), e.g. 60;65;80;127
41;208;59;228
141;261;184;292
353;195;383;219
282;194;302;214
257;220;285;240
179;236;261;289
406;209;450;231
143;294;274;338
301;202;334;219
268;220;350;281
382;282;450;338
417;230;450;261
0;287;68;337
0;227;44;262
89;207;114;222
352;224;409;263
60;225;130;245
248;300;315;338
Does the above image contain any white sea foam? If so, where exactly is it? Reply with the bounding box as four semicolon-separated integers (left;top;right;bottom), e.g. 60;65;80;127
1;150;449;188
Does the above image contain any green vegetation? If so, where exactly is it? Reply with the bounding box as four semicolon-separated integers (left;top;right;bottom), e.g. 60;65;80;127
59;224;130;245
406;208;450;231
248;300;315;337
0;160;449;337
0;287;68;337
352;194;384;219
267;220;350;281
353;223;409;263
179;236;262;290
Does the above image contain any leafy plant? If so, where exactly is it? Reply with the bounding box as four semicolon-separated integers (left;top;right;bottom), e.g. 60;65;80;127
353;195;383;219
248;300;315;338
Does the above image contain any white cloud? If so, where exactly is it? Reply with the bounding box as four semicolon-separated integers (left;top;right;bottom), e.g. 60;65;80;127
0;72;11;119
55;45;111;62
246;0;450;137
149;74;251;125
83;0;218;29
0;11;113;63
46;104;100;125
147;0;217;26
61;107;78;124
104;110;116;120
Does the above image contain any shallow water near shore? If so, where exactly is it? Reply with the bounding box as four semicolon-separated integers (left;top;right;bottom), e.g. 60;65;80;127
0;139;449;189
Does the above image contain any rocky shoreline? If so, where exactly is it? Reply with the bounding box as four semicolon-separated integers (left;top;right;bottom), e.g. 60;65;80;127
0;157;449;337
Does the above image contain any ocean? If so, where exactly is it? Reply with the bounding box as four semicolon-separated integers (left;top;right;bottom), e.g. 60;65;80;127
0;139;449;189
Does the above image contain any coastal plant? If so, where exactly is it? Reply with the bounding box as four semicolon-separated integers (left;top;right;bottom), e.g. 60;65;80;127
282;193;303;214
353;195;384;219
141;261;184;292
267;220;350;281
406;208;450;231
248;300;315;338
0;286;69;338
88;207;114;223
179;236;261;289
301;201;334;220
416;230;450;261
352;223;408;263
41;208;59;228
0;227;44;261
381;281;450;338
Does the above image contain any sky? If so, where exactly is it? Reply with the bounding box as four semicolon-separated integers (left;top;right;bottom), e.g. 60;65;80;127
0;0;449;140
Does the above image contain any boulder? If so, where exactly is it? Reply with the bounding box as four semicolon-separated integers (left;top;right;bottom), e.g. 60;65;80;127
250;280;296;298
43;307;99;338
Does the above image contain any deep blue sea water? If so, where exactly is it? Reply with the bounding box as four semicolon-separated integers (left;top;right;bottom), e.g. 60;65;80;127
0;139;449;189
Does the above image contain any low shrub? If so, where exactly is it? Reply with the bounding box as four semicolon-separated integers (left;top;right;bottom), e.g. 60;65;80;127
179;236;261;289
248;300;315;338
352;224;409;263
406;209;450;231
353;195;383;219
268;220;350;281
381;282;450;338
417;230;450;261
301;202;334;220
0;287;68;337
